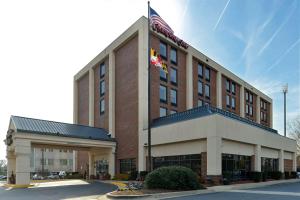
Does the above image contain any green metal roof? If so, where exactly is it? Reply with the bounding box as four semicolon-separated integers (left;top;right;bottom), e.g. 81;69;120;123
10;116;115;142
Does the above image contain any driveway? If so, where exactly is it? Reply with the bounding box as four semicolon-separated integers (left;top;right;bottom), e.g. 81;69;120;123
167;181;300;200
0;180;117;200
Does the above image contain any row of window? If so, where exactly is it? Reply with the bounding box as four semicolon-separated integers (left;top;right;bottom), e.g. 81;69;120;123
160;41;177;64
198;81;210;99
159;107;177;117
226;79;236;94
245;91;253;104
39;159;73;166
261;111;268;122
99;63;106;114
160;67;177;85
245;104;253;116
198;63;210;81
119;158;136;174
159;85;177;106
40;148;72;153
260;100;267;110
226;95;236;109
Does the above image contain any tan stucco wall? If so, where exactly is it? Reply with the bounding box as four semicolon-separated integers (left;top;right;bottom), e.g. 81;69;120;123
222;140;254;156
261;147;279;159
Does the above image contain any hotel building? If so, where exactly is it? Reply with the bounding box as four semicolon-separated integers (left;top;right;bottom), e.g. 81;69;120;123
73;16;297;182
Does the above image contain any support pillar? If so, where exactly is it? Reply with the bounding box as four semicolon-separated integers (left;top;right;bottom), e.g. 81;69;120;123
186;53;193;109
207;136;222;182
216;72;222;109
89;68;95;126
108;147;116;177
6;151;16;184
240;85;245;118
279;149;284;173
109;51;115;138
256;96;261;123
14;139;31;185
88;152;95;179
292;152;297;171
254;145;261;172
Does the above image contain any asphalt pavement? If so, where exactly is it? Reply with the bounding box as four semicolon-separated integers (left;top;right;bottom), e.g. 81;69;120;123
167;181;300;200
0;180;117;200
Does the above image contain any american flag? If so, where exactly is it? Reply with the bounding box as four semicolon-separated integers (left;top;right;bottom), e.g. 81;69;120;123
150;7;174;34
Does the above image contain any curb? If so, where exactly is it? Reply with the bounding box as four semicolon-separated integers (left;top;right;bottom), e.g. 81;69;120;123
106;191;152;199
3;183;35;189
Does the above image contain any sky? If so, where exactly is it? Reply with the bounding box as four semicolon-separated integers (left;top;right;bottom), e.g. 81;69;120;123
0;0;299;160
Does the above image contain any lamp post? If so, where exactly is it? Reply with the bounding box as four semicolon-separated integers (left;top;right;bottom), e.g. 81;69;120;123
282;84;288;137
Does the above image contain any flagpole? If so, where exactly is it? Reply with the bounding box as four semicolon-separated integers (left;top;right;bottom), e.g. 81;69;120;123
147;1;152;172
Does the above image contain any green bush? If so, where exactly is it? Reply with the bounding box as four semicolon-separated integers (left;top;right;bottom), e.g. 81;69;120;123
262;172;267;182
250;171;262;182
284;172;290;179
291;171;297;179
145;166;202;190
129;171;138;180
66;173;83;179
139;171;148;181
270;171;282;180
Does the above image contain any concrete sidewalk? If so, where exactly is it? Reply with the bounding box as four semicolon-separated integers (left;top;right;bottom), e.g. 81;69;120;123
102;179;300;200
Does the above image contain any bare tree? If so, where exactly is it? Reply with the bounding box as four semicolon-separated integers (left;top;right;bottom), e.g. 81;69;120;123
288;115;300;155
0;159;7;175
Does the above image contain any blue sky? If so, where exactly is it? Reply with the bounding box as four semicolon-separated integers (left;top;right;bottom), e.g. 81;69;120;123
174;0;300;134
0;0;299;159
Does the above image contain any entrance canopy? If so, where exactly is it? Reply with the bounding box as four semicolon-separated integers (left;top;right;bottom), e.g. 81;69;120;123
5;116;116;185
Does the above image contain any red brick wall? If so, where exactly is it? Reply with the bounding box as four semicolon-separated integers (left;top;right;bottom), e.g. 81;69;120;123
94;57;109;130
77;73;89;174
192;58;217;107
77;73;89;126
115;35;139;173
245;89;257;121
150;34;187;120
284;159;293;172
201;152;207;178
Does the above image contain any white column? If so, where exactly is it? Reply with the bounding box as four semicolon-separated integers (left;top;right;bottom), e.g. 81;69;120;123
256;96;261;123
240;85;245;117
138;131;146;172
109;51;115;138
89;69;95;126
207;136;222;175
293;152;297;171
73;150;76;172
279;149;284;173
108;147;116;177
88;152;94;178
6;151;15;184
186;53;193;109
255;145;261;172
216;72;222;109
14;139;31;185
73;79;78;124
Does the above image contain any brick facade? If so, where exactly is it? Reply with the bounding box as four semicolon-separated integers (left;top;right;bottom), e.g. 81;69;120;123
284;159;293;172
94;57;109;130
115;35;139;173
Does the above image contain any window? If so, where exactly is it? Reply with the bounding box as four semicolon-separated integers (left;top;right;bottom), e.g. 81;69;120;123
226;79;230;92
205;68;210;81
170;68;177;84
159;42;167;59
100;63;105;77
170;89;177;106
100;80;105;96
226;95;230;107
249;94;253;103
246;104;249;114
198;99;203;107
231;97;236;109
40;159;46;165
205;84;210;98
170;110;177;114
198;63;203;77
120;159;136;174
222;154;251;180
231;83;236;94
160;107;167;117
69;159;73;166
170;47;177;64
60;159;68;166
198;81;203;95
160;85;167;103
48;148;53;152
160;68;167;81
48;159;54;166
100;99;105;114
249;105;253;116
246;91;249;101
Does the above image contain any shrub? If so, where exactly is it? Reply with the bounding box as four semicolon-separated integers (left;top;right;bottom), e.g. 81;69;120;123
66;173;83;179
262;172;267;182
139;171;148;181
113;173;129;181
291;171;297;179
270;171;282;180
250;171;262;182
222;171;232;185
145;166;202;190
284;172;290;179
129;171;138;180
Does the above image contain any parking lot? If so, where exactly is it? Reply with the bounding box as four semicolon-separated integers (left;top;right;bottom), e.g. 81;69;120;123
0;180;117;200
168;181;300;200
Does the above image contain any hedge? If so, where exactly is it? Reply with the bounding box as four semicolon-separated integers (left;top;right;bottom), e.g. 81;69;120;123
145;166;202;190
